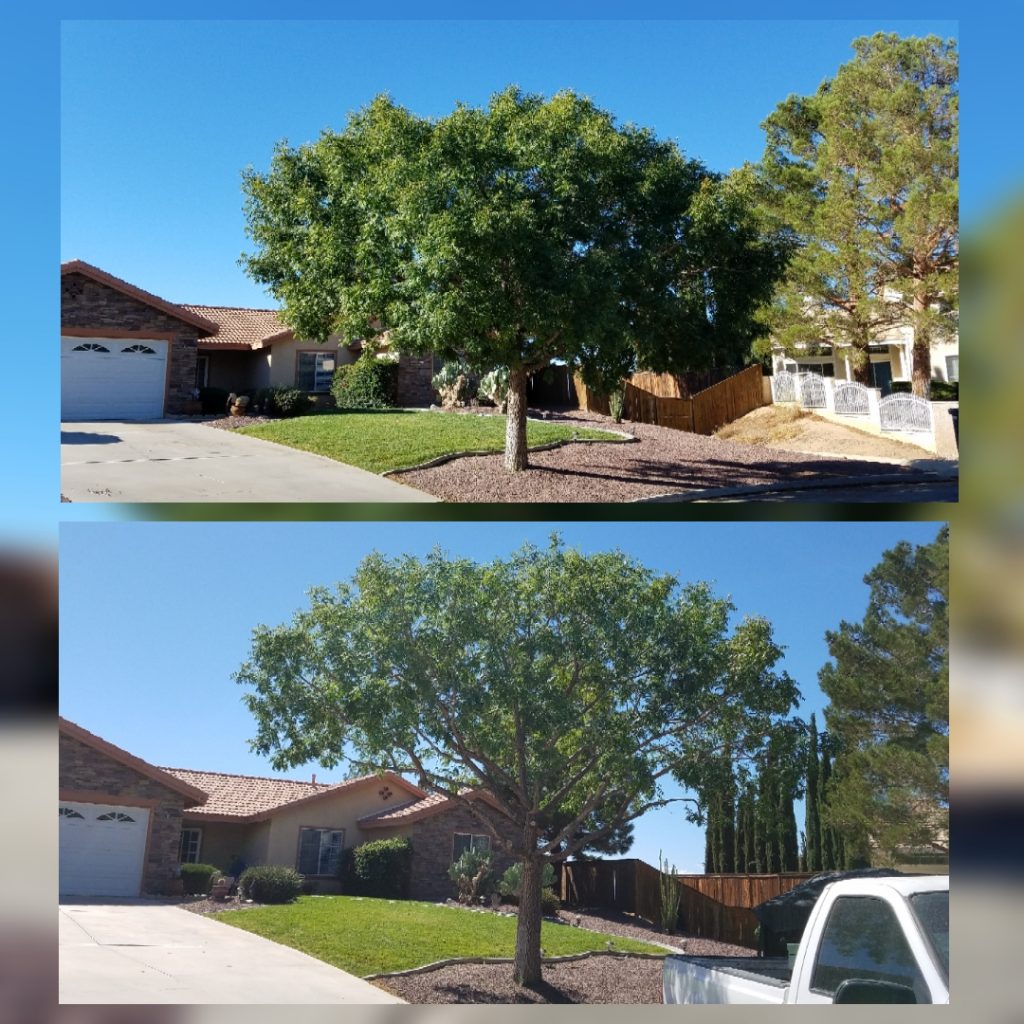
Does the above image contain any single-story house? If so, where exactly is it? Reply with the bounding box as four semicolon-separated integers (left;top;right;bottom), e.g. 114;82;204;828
60;260;436;420
59;717;517;901
771;323;959;393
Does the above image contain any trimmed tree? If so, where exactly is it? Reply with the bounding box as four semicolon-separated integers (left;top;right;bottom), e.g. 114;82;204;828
757;33;958;394
234;537;797;986
804;714;822;872
241;87;787;471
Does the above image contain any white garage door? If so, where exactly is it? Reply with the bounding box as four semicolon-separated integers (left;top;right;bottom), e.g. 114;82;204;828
61;337;169;420
59;801;151;898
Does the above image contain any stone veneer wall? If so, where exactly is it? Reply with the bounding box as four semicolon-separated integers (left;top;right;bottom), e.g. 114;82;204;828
396;353;437;407
61;272;203;415
402;802;519;901
59;732;189;896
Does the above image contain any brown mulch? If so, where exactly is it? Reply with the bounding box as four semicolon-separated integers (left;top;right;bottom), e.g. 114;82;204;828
391;409;929;502
174;895;265;915
203;414;274;430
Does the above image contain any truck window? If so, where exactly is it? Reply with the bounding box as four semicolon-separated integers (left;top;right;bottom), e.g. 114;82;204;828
909;890;949;982
810;896;929;1003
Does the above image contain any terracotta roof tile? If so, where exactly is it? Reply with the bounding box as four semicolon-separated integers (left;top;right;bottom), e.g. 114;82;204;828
359;788;501;828
181;305;292;349
160;767;424;821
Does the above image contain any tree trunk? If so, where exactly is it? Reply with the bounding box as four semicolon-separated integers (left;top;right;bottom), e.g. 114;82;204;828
851;343;873;386
911;292;933;399
512;856;544;987
504;366;529;472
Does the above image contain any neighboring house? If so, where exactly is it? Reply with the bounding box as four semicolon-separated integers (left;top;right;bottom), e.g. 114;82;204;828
770;326;959;393
60;260;437;420
59;718;517;901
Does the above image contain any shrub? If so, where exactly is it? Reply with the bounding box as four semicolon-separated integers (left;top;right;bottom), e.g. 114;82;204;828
432;361;474;408
254;386;312;418
890;380;958;401
198;386;230;415
497;861;556;903
658;850;681;935
541;887;561;917
478;367;510;411
180;863;221;896
349;837;413;898
237;865;303;904
608;387;625;423
331;354;399;409
449;848;497;904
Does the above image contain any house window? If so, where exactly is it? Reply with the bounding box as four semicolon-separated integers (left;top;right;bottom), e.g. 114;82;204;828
796;362;834;377
945;355;959;382
297;827;344;875
178;828;202;864
195;355;209;389
452;833;491;860
296;352;336;393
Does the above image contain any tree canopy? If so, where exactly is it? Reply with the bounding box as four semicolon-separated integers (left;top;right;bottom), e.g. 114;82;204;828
234;537;798;985
819;526;949;863
756;33;958;394
241;86;787;470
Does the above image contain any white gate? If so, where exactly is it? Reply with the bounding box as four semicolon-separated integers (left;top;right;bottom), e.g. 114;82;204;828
879;393;933;433
771;371;796;403
798;372;826;409
834;381;870;417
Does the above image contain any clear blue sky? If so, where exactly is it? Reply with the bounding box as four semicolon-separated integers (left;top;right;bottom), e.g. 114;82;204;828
59;520;944;873
60;19;957;308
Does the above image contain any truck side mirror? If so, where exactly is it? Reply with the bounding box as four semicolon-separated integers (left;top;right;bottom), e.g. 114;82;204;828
833;979;917;1004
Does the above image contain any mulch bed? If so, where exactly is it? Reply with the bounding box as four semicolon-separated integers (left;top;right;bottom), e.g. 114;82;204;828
392;409;925;502
203;414;274;430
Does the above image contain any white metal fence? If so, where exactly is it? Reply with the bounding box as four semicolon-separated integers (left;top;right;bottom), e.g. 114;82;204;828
771;371;796;404
833;381;871;416
878;393;933;433
797;373;826;409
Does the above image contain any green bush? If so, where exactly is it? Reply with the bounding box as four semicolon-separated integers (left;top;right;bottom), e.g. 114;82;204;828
449;848;497;904
497;861;556;903
890;380;959;401
238;865;303;904
331;355;399;409
541;887;561;916
254;386;312;418
198;386;230;415
349;837;413;898
180;863;221;896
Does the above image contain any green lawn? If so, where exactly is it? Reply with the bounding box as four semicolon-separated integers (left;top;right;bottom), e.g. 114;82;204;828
238;410;623;474
213;896;665;977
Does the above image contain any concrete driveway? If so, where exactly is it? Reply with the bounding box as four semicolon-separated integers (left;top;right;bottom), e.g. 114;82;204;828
59;901;404;1004
60;421;437;503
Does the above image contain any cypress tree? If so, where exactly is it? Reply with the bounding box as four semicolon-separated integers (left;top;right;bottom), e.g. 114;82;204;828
805;715;822;871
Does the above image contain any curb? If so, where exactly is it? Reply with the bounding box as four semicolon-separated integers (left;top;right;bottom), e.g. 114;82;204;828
634;469;960;503
364;948;669;981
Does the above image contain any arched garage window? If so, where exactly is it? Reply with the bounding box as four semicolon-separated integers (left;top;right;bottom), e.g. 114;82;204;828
122;344;157;354
96;811;136;822
59;806;84;818
71;343;110;352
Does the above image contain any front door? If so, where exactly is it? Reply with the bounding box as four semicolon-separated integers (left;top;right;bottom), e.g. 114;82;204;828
871;361;893;395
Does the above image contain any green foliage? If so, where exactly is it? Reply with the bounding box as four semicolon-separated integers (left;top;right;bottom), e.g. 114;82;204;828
180;863;221;896
819;527;949;862
478;367;510;410
540;888;561;917
757;34;958;393
805;714;822;873
657;851;681;935
254;386;313;418
331;354;398;409
891;380;958;401
607;387;625;424
198;386;230;415
431;361;474;408
238;865;303;904
241;86;785;470
448;848;496;904
498;861;556;903
350;837;413;899
234;537;798;983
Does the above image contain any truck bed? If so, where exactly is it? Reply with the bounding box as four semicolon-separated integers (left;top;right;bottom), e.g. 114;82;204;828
663;955;792;1005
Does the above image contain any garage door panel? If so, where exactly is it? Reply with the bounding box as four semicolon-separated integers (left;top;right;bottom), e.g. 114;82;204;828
61;337;169;420
59;802;151;898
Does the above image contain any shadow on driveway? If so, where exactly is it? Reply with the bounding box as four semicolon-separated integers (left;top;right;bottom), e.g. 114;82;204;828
61;430;122;445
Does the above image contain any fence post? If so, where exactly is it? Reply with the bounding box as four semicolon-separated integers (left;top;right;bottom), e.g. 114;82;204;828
866;387;883;430
822;377;836;413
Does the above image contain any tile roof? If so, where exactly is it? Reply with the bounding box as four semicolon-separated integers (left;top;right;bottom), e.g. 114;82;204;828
181;305;293;349
161;767;425;821
359;789;501;827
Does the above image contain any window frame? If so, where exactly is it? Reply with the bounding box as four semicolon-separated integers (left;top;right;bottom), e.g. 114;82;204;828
295;350;337;394
452;832;492;861
296;825;345;877
178;827;203;864
945;355;959;382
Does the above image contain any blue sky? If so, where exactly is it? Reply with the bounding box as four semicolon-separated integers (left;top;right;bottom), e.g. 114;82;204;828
60;19;957;308
59;519;944;873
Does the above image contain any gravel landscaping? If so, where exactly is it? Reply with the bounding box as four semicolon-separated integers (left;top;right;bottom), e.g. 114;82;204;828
391;410;931;502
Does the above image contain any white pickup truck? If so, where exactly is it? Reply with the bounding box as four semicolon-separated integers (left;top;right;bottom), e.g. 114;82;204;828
663;874;948;1005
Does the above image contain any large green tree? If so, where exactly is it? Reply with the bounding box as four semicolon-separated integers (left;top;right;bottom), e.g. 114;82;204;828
241;87;786;471
757;34;958;394
234;538;797;986
819;527;949;863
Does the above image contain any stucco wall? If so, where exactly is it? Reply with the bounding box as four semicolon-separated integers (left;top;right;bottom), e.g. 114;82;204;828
185;820;271;875
59;732;189;896
267;335;355;390
61;272;202;415
204;351;271;393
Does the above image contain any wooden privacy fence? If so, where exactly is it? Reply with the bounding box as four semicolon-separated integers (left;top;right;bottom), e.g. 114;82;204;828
575;365;765;435
559;860;814;949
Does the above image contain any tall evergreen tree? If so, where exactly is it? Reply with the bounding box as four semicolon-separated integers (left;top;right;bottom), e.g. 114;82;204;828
805;714;822;872
756;34;958;395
